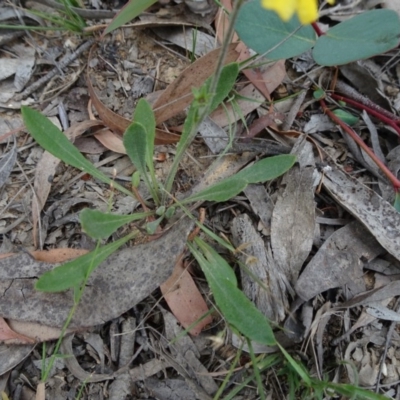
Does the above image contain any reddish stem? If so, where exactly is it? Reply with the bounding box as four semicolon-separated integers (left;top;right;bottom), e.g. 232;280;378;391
331;94;400;136
320;99;400;191
311;22;324;36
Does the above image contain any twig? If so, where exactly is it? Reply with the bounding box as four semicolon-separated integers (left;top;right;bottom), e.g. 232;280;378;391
14;38;95;101
320;98;400;191
30;0;117;19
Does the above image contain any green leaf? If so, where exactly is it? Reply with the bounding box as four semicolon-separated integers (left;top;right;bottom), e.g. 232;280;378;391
182;155;296;204
182;178;247;203
278;344;311;386
332;109;359;126
190;238;276;346
313;89;325;100
234;154;296;183
35;232;136;292
104;0;158;34
123;122;148;176
21;107;133;197
313;9;400;66
146;215;163;234
235;0;316;60
208;62;239;113
133;99;156;173
80;209;153;239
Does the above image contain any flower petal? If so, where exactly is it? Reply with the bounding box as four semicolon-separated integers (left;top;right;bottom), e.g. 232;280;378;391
296;0;318;24
261;0;296;21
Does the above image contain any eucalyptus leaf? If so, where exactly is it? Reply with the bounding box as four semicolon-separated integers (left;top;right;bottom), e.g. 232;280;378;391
80;209;153;239
190;238;276;346
35;232;136;292
21;107;133;197
235;0;316;60
313;9;400;66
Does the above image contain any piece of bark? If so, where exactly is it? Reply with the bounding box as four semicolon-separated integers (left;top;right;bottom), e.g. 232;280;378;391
270;139;316;284
231;214;290;322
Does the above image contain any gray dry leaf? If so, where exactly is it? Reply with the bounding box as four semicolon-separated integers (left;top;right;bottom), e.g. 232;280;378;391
231;214;289;322
270;139;316;284
0;217;194;329
322;165;400;261
295;221;383;302
0;140;17;188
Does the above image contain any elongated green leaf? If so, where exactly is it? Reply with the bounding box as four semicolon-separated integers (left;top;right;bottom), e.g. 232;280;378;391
104;0;157;34
278;344;311;386
182;178;247;203
235;0;316;60
326;382;388;400
182;155;296;203
235;154;296;183
313;9;400;66
80;209;153;239
21;107;133;197
190;238;276;346
123;122;148;176
209;62;239;113
133;99;156;173
36;232;136;292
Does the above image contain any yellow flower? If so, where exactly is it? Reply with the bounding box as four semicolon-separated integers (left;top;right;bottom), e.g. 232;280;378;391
261;0;334;25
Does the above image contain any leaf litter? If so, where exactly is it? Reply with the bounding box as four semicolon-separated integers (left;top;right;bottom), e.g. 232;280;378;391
1;0;400;398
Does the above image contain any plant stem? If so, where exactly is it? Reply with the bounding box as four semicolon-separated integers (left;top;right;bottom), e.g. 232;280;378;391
331;93;400;136
320;99;400;191
162;0;244;199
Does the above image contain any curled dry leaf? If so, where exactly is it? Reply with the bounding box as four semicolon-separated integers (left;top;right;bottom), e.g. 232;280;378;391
0;317;35;344
0;217;194;329
152;43;239;125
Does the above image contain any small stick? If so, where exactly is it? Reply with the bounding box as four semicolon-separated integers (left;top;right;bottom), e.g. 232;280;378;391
14;38;95;101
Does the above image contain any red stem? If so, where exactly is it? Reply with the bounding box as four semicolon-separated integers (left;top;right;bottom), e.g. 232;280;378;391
320;99;400;191
311;22;323;36
331;94;400;136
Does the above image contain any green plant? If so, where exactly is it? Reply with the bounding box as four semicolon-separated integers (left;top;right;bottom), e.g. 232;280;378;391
0;0;87;32
19;0;396;396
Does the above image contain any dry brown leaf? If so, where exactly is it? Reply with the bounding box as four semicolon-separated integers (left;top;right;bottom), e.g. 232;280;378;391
30;248;89;263
236;42;272;102
93;129;127;154
215;0;238;44
161;257;212;336
153;43;239;125
0;317;35;344
8;320;73;343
